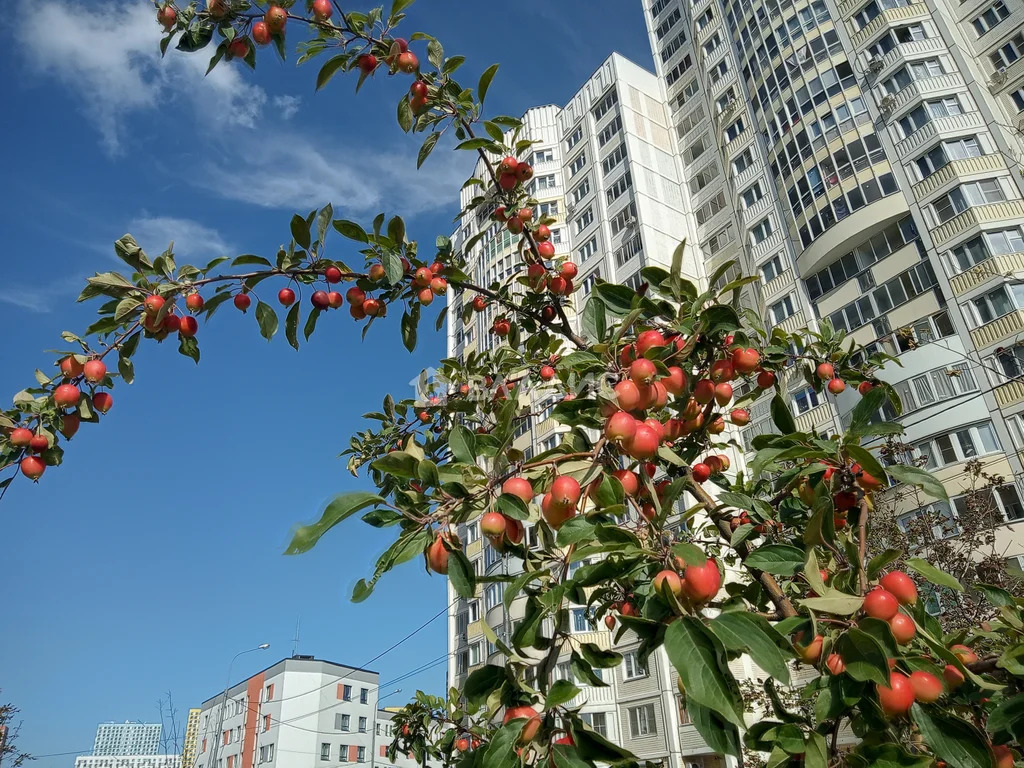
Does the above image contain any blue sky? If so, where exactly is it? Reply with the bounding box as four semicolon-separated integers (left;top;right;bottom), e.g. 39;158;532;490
0;1;652;762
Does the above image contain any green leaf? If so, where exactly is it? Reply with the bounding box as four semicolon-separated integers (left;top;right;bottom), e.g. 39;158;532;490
397;96;413;133
847;744;937;768
255;302;278;341
496;494;529;520
388;0;416;22
449;424;476;465
417;132;440;168
912;704;994;768
545;679;581;709
303;308;322;341
447;549;476;599
284;491;385;554
835;628;890;686
850;384;889;430
581;296;607;341
868;548;903;580
333;219;369;243
370;451;419;478
687;700;740;758
664;617;744;727
770;393;797;434
556;517;596;547
284;303;300;350
887;464;948;501
290;214;311;250
975;582;1016;608
463;665;505;708
708;613;791;684
483;724;522;768
316;54;346;90
401;305;419;352
906;557;963;592
455;137;495;151
478;63;499;103
744;544;805;576
231;254;273;267
578;643;622;669
593;283;635;315
177;335;200;364
387;215;406;245
799;592;864;615
987;693;1024;742
426;39;443;69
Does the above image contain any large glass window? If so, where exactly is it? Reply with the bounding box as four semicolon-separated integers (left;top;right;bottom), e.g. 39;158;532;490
933;180;1006;223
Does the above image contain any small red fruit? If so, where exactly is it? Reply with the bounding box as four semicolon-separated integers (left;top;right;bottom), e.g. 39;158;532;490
691;463;711;483
264;5;287;33
879;571;917;605
498;172;518;191
516;163;534;182
312;0;332;18
233;293;251;312
909;670;943;703
863;588;899;621
614;380;641;411
794;634;824;664
731;347;761;374
418;288;434;306
472;295;487;312
889;613;915;644
92;392;113;413
951;644;978;664
535;224;551;241
60;356;84;378
714;382;733;406
550;476;582;512
826;653;845;676
252;21;271;45
816;362;834;380
346;287;366;306
605;412;637;444
328;291;345;309
693;379;715;404
179;316;198;337
626;424;660;460
858;380;874;395
943;664;965;689
311;290;330;309
560;262;578;280
756;370;776;389
430;277;448;296
29;435;49;453
227;37;250;59
612;469;640;496
455;738;469;753
53;384;80;407
630;358;657;385
20;456;46;481
499;156;519;174
502;477;533;503
683;559;721;603
427;534;450;574
876;673;914;717
710;360;734;382
278;288;296;306
157;4;177;29
144;295;165;315
827;378;846;394
362;298;381;316
185;293;204;312
10;428;33;447
368;263;386;282
325;265;343;283
480;512;507;538
662;366;687;396
653;569;684;598
397;51;418;73
604;615;616;630
83;360;107;383
357;53;377;72
539;365;555;381
502;707;541;741
730;408;750;426
61;413;80;438
537;241;555;258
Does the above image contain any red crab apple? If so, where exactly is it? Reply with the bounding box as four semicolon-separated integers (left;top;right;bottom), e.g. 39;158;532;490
252;21;271;44
179;316;198;337
83;360;106;383
427;535;449;574
53;384;80;407
909;671;943;703
879;571;917;605
626;424;659;460
502;477;534;504
794;634;823;664
731;347;760;374
265;5;287;33
605;412;637;444
278;288;296;306
312;0;332;18
691;462;711;483
157;4;177;29
757;370;776;388
502;707;541;741
328;292;345;309
20;456;45;481
858;380;874;395
233;293;251;311
877;673;914;717
731;408;750;426
185;293;204;312
60;356;84;378
816;362;834;380
612;469;639;496
827;378;846;394
889;613;916;644
228;37;250;58
92;392;113;413
864;588;900;621
653;569;684;598
357;53;377;72
311;291;330;309
29;435;49;453
9;428;32;447
397;51;418;73
951;644;978;664
683;559;721;602
480;512;507;538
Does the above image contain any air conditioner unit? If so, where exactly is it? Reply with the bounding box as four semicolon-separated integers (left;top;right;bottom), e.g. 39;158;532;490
867;55;885;74
878;94;896;112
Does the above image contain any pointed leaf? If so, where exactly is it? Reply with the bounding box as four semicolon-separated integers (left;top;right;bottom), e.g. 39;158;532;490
417;132;440;168
285;491;385;554
285;303;300;350
911;704;994;768
477;63;499;103
255;302;278;341
664;617;744;727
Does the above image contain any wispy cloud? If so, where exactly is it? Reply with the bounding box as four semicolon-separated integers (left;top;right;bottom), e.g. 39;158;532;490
0;276;87;314
196;133;475;218
126;215;234;263
272;95;302;120
16;0;267;156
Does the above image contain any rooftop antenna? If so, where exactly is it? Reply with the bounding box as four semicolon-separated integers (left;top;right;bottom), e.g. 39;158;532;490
291;616;301;657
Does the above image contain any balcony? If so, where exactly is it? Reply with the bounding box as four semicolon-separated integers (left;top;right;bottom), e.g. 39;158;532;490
911;153;1006;201
764;269;793;296
995;379;1024;409
949;251;1024;295
741;195;773;224
564;684;616;709
969;309;1024;350
837;0;861;18
850;4;929;48
775;310;807;334
888;73;965;113
894;112;986;158
872;38;947;78
751;229;785;260
930;200;1024;248
795;403;836;433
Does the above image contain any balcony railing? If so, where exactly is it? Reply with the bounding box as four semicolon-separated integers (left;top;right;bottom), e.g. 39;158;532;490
948;251;1024;295
911;153;1006;201
765;269;794;296
894;112;986;157
995;379;1024;408
969;308;1024;349
930;200;1024;248
888;73;965;113
872;38;946;78
776;310;807;333
850;3;929;48
795;402;836;433
751;229;785;260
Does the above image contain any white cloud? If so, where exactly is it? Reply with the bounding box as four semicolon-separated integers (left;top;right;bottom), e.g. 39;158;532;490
272;95;302;120
0;276;86;314
197;133;475;218
126;215;234;263
16;0;267;155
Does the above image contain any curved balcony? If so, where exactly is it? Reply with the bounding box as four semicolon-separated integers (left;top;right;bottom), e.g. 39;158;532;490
751;229;786;260
930;200;1024;248
894;112;986;158
850;3;929;49
888;73;965;114
949;251;1024;296
870;38;947;80
911;153;1006;202
796;196;909;276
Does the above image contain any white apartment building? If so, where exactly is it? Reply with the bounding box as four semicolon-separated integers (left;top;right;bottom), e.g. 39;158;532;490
190;655;427;768
76;757;181;768
641;0;1024;563
92;722;162;756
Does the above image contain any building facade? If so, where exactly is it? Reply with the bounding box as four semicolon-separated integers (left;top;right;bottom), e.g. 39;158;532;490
75;757;181;768
640;0;1024;565
92;723;162;757
183;708;201;768
190;655;426;768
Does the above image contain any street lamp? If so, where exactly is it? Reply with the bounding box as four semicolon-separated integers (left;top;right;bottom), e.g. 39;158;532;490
369;688;403;768
207;644;270;768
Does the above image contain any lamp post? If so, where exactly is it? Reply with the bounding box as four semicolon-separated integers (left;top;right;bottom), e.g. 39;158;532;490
368;688;403;768
207;644;270;768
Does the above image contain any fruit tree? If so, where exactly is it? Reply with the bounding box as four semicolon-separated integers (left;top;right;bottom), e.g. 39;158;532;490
1;2;1022;767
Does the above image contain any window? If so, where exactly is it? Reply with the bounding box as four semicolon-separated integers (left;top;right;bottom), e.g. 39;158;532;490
972;1;1008;35
533;174;557;191
339;745;348;761
853;0;911;29
463;521;479;544
456;650;469;675
947;227;1024;274
321;744;331;761
531;148;554;164
724;118;745;142
665;53;693;86
689;163;718;193
265;683;274;701
696;8;713;31
750;217;773;245
674;79;700;110
610;202;637;235
883;59;944;93
827;261;938;332
760;254;785;283
623;651;648;680
566;126;582;151
933;179;1006;223
570;178;591;205
467;600;480;622
898;96;963;136
581;268;602;295
898;500;959;544
806;218;917;299
716;89;735;114
573;207;594;234
357;747;366;763
581;712;608;736
704;224;734;256
485;583;502;610
337;714;350;731
550;228;562;244
740;183;763;210
484;541;501;568
593;89;619;121
606;172;632;204
577;237;598;262
709;58;729;84
628;704;657;737
684;135;708;164
912;422;997;469
675;102;704;136
568;152;586;177
537;201;559;217
792;386;822;414
601;143;627;175
598;115;623;146
1012;88;1024;112
340;684;352;701
571;608;593;632
733;148;754;174
661;28;688;62
359;717;367;733
915;136;982;179
655;7;682;39
360;688;368;704
703;31;722;55
966;283;1024;326
696;191;726;225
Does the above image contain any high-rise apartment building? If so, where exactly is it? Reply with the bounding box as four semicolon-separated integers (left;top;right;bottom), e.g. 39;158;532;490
183;708;201;768
190;655;428;768
641;0;1024;562
92;722;162;756
445;53;740;768
76;756;181;768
